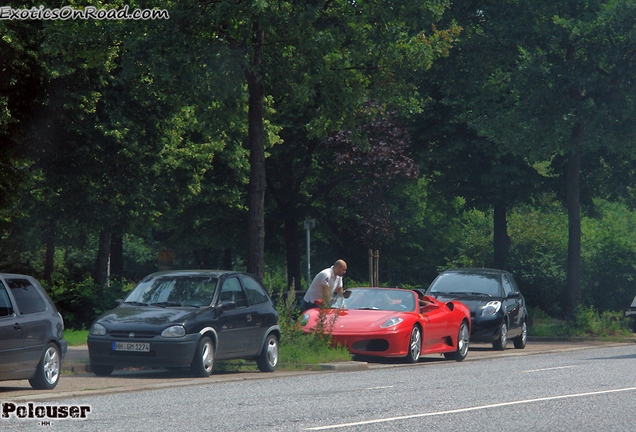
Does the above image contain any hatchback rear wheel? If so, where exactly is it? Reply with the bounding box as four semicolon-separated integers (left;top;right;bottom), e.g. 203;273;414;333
29;343;61;389
256;334;279;372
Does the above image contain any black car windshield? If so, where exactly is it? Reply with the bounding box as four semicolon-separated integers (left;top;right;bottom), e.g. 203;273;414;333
125;275;218;306
428;273;500;297
331;288;417;312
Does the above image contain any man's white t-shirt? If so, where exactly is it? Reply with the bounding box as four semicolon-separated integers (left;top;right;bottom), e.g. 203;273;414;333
303;266;343;303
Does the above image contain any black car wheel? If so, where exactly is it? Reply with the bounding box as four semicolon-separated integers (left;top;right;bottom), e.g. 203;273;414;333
91;364;115;377
493;320;508;350
29;343;61;390
513;320;528;349
191;336;214;377
405;326;422;363
445;320;469;361
256;333;279;372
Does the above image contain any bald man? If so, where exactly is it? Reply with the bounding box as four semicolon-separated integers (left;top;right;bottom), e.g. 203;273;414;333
299;260;347;312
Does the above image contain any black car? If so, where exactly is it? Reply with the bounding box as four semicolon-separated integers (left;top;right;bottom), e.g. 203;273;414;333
0;273;68;389
625;294;636;332
87;270;280;376
424;268;527;350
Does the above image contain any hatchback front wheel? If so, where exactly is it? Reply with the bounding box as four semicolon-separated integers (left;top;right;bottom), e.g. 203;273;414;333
191;337;214;377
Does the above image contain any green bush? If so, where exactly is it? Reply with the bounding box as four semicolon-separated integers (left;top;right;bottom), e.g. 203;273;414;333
581;200;636;313
507;207;568;316
448;199;636;317
529;305;632;338
47;273;135;330
275;289;350;365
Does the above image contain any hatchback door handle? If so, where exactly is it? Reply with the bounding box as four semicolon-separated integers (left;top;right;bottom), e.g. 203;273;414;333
246;314;252;322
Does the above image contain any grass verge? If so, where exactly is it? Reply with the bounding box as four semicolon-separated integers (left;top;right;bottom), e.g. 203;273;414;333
529;305;634;339
65;329;89;346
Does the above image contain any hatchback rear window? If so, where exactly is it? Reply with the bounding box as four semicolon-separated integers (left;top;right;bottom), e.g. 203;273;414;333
6;278;47;314
242;276;269;305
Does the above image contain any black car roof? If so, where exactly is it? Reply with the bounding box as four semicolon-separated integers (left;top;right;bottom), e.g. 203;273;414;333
441;268;507;275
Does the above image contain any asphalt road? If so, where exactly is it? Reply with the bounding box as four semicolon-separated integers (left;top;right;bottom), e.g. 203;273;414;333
2;340;636;431
1;340;626;402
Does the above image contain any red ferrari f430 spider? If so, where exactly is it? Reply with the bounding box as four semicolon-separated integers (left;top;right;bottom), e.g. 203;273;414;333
300;287;470;362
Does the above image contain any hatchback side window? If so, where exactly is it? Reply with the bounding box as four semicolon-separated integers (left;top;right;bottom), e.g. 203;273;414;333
242;275;268;305
219;278;247;308
6;278;47;314
0;284;14;317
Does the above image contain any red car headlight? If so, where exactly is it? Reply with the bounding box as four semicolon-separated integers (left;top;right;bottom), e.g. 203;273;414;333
380;317;404;328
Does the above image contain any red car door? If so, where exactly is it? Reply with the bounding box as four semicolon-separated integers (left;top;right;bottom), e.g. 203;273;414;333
420;300;450;350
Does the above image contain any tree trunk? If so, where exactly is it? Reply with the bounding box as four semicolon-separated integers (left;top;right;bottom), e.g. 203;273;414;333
284;214;302;290
244;23;266;281
493;203;511;270
566;124;584;317
224;248;233;270
94;230;111;287
110;232;124;280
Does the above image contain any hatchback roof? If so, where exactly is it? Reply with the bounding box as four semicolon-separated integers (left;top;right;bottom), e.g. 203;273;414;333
142;270;250;278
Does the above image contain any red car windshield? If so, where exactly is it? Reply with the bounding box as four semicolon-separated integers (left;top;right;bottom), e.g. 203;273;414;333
332;289;417;312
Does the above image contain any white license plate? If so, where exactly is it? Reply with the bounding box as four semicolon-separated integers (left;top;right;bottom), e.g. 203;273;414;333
112;341;150;352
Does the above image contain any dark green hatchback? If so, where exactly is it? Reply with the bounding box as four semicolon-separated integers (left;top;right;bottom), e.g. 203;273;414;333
87;270;280;377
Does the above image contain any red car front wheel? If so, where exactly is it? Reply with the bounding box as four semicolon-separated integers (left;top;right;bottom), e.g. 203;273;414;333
405;326;421;363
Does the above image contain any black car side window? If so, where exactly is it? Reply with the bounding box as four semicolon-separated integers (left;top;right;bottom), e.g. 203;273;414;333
242;276;269;305
0;284;14;317
219;278;247;308
502;276;514;297
6;278;47;315
504;274;520;293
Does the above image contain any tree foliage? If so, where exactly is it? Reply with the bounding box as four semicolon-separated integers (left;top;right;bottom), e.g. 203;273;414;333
1;1;636;328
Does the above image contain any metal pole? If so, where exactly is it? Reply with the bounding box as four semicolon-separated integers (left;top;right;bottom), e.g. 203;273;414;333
304;219;316;287
374;250;379;287
369;249;373;287
306;225;311;288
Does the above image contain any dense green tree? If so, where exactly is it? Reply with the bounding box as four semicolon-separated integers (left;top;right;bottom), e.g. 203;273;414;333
174;0;461;280
0;15;47;261
437;0;636;315
1;2;250;285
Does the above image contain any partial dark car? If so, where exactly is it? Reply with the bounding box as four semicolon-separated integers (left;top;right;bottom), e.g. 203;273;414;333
87;270;280;377
0;273;68;389
424;268;528;350
625;295;636;332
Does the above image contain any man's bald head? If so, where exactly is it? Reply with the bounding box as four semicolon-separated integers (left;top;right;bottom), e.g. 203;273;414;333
334;260;347;276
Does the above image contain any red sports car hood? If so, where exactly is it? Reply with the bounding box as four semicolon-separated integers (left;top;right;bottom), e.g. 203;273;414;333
303;309;408;333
